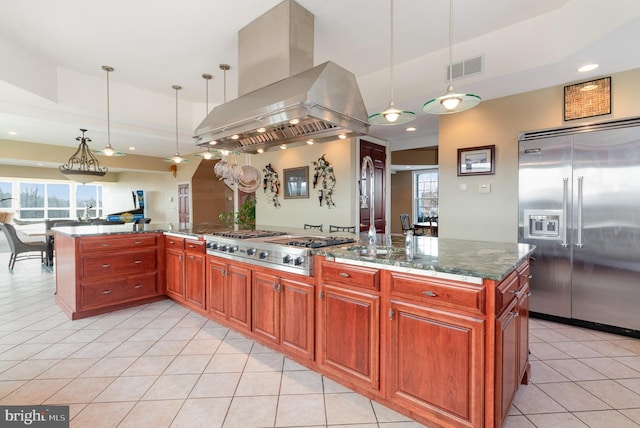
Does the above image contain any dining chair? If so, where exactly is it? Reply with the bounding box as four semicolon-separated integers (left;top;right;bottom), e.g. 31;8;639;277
304;224;323;232
399;214;425;236
329;225;356;233
0;223;48;270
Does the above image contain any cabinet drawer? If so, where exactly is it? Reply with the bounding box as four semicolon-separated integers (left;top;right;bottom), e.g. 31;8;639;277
185;239;205;254
165;235;185;250
322;260;380;291
496;270;519;314
80;234;157;252
389;272;485;313
517;261;530;287
81;273;157;310
81;248;157;279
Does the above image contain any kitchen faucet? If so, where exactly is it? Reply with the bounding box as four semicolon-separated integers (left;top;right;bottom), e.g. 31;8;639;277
360;155;376;247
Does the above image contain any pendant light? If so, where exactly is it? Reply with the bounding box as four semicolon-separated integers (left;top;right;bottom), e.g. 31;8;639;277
94;66;125;156
195;73;216;159
163;85;188;164
368;0;415;125
423;0;481;114
59;129;107;183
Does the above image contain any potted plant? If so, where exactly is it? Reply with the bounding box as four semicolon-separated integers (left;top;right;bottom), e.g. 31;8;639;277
218;195;256;230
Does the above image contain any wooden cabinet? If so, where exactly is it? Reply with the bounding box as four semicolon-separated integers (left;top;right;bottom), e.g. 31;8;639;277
55;232;164;319
252;270;314;361
387;272;485;428
165;236;206;312
205;255;252;332
317;260;381;392
184;240;206;310
495;261;531;427
165;236;185;299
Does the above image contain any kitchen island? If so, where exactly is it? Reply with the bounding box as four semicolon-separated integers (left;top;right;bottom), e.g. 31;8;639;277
53;225;534;428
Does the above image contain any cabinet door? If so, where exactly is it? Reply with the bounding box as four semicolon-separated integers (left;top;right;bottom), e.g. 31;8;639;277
252;271;280;345
318;283;380;391
388;299;484;428
165;248;184;299
496;298;519;425
280;277;314;360
184;252;205;310
227;262;252;332
207;257;227;321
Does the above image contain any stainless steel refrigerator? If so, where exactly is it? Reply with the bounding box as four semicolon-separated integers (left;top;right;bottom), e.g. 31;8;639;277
518;117;640;334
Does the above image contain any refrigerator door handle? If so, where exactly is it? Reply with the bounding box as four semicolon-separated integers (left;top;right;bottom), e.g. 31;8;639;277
576;176;584;248
562;177;569;247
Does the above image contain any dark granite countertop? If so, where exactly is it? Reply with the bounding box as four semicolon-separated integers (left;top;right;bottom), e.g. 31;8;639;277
314;236;535;282
51;222;227;239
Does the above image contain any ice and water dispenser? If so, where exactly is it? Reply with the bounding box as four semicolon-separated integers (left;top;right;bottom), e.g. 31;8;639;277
524;210;563;240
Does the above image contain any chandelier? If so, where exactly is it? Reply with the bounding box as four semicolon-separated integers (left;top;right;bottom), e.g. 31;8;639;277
59;129;107;184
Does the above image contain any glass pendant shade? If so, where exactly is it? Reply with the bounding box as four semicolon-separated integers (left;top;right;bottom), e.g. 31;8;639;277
423;0;481;115
368;0;415;126
59;129;107;184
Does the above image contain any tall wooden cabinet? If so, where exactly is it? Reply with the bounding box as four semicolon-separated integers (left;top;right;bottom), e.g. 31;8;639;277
165;235;206;312
205;255;252;332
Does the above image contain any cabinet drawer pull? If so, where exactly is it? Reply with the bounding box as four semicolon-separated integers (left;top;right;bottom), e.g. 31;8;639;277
188;244;195;249
339;272;350;278
422;291;437;297
510;290;521;296
134;260;143;264
101;243;110;247
528;274;533;279
134;284;142;289
102;290;111;294
134;241;142;245
526;291;532;297
102;263;111;268
512;311;519;317
188;255;195;259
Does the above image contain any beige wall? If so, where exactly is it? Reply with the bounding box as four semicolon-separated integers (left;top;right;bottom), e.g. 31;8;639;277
438;68;640;243
390;171;412;234
256;139;358;230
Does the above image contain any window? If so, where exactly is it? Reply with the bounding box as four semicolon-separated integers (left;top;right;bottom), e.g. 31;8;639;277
4;180;101;221
414;169;438;222
0;181;11;208
75;184;103;219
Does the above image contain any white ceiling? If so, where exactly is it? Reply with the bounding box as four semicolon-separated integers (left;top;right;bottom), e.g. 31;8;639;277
1;0;639;159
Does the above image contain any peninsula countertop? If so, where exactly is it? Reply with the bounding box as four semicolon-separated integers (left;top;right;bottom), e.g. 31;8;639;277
315;236;535;282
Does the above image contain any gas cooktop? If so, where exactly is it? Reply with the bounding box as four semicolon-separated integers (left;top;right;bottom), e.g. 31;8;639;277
265;236;356;248
210;230;287;239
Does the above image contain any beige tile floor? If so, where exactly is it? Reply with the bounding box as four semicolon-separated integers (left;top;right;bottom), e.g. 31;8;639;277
1;258;639;427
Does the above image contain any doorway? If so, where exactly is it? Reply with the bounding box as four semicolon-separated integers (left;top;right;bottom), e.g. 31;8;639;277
178;183;189;226
359;140;386;234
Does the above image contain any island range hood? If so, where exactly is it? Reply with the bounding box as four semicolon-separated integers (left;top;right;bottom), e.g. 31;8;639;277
194;61;369;154
193;0;369;154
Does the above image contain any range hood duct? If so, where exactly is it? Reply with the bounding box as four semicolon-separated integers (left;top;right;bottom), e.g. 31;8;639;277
194;60;369;153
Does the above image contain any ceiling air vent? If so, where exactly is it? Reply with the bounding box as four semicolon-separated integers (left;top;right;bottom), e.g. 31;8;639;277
446;55;483;80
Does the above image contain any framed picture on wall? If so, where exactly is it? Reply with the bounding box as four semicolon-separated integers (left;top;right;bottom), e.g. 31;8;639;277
457;145;495;176
283;166;309;199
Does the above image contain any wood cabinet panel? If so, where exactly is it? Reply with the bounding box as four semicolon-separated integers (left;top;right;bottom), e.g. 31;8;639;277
81;273;157;310
80;234;157;252
206;257;227;321
495;270;519;314
227;263;252;332
185;251;205;310
252;271;280;344
319;283;380;391
496;298;519;425
389;271;485;314
165;235;185;250
165;248;184;299
81;248;156;279
280;277;314;360
388;299;484;428
321;260;380;291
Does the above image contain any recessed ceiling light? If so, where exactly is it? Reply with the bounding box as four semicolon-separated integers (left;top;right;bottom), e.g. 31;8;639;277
257;128;266;133
338;134;347;139
289;119;299;125
306;140;314;145
209;140;217;145
577;64;599;73
279;144;287;150
8;131;17;135
129;147;135;151
257;148;264;154
405;127;416;132
231;135;239;140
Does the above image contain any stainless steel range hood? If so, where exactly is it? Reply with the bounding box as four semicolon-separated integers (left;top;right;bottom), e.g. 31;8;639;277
194;60;369;154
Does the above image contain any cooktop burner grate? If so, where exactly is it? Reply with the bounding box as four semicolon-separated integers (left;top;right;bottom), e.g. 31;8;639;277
210;230;287;239
286;237;356;248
